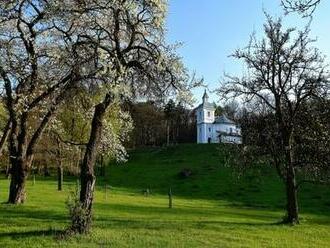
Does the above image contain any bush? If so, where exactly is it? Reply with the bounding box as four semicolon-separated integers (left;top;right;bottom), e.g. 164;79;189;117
65;189;91;234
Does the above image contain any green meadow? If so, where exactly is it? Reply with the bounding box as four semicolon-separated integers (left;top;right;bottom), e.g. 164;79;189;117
0;144;329;247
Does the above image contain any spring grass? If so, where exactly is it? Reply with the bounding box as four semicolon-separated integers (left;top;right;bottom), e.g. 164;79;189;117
0;144;329;247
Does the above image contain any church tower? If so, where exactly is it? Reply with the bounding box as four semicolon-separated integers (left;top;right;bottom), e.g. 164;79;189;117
202;89;209;104
196;90;215;143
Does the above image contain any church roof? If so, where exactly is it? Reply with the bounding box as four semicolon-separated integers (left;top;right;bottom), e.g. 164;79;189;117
196;102;215;110
195;89;215;110
202;90;209;100
214;114;235;124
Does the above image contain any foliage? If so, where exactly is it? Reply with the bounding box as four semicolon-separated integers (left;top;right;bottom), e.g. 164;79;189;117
129;101;167;147
65;188;90;234
293;99;330;184
128;100;196;147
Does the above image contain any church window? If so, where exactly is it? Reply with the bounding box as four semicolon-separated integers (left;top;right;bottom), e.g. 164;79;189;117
207;111;210;117
209;128;211;132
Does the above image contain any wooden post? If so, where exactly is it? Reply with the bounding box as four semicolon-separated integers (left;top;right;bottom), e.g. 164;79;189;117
144;188;150;197
168;187;172;208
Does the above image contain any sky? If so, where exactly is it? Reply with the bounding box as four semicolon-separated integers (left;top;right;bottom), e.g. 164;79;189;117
165;0;330;106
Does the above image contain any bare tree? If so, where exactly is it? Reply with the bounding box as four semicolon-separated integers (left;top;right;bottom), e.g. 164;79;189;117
220;16;329;224
281;0;321;16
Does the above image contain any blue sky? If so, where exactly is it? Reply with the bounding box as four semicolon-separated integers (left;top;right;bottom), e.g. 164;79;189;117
165;0;330;105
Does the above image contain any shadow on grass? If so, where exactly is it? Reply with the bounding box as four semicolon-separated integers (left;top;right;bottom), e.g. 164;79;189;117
96;202;279;219
93;215;288;233
93;218;286;233
94;202;284;226
94;201;330;228
0;229;60;240
0;205;67;223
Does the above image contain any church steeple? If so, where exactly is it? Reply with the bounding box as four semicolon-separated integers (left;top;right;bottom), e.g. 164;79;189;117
202;89;209;103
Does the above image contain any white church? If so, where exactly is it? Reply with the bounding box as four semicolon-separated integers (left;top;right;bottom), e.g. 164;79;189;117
196;91;242;144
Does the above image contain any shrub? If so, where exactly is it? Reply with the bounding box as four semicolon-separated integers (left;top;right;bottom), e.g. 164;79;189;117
65;189;91;234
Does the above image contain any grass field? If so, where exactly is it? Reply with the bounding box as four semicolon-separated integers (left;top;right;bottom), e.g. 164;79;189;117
0;144;329;247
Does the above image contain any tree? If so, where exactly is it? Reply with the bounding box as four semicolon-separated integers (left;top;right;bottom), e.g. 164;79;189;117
223;100;239;120
164;99;176;145
281;0;321;16
128;100;196;147
36;89;132;190
215;105;224;116
293;98;330;186
173;102;196;143
0;0;101;203
220;16;329;224
53;0;192;234
129;101;166;147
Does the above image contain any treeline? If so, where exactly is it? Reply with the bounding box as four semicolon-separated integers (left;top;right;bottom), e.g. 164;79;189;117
127;100;196;147
0;99;197;178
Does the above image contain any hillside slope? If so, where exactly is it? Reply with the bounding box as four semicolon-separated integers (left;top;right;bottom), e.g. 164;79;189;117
0;144;329;247
105;144;330;215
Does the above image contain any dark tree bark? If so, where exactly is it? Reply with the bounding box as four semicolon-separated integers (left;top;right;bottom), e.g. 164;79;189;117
75;93;113;233
54;136;63;191
285;163;299;223
1;120;11;177
283;132;299;224
7;111;29;203
58;163;63;191
8;158;29;204
277;109;300;224
7;89;70;203
0;120;11;156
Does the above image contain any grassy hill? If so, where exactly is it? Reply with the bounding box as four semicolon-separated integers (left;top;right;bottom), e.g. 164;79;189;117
0;144;329;247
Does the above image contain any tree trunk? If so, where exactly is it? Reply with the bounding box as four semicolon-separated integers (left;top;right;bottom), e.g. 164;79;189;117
78;104;105;232
0;120;11;156
285;164;299;224
166;122;170;146
7;108;56;204
283;129;299;224
56;137;63;191
8;158;27;204
57;161;63;191
73;93;112;234
100;154;105;177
